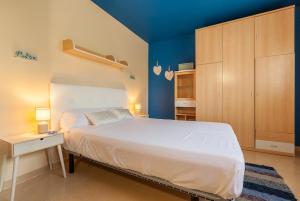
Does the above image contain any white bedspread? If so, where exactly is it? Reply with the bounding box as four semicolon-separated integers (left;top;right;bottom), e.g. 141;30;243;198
64;118;245;199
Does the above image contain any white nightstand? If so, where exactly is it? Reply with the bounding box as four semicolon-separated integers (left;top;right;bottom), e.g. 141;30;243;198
0;133;66;201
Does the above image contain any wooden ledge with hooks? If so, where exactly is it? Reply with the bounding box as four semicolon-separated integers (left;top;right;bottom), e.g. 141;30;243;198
62;39;128;69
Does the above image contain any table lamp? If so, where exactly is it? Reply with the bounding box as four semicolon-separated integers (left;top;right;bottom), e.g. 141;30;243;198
135;103;141;115
36;107;50;134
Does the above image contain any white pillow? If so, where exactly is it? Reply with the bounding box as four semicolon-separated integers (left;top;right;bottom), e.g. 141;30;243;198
85;111;120;126
60;111;90;131
111;108;133;120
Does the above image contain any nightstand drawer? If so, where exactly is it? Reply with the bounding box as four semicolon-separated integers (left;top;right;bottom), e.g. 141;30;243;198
13;134;64;156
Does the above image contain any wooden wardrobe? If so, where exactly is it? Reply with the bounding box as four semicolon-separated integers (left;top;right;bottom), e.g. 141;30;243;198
195;6;295;155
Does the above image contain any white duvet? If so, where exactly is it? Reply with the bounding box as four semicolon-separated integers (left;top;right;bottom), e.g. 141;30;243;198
64;118;245;199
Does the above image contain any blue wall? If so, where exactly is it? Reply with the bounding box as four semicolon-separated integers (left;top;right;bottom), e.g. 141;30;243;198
148;34;195;119
295;4;300;146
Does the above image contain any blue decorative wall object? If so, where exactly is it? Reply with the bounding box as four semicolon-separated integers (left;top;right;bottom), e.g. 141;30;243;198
148;34;195;119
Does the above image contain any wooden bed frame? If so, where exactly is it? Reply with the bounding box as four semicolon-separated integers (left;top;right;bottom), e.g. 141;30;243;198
67;150;230;201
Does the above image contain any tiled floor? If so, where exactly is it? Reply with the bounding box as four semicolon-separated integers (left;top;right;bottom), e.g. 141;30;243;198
0;151;299;201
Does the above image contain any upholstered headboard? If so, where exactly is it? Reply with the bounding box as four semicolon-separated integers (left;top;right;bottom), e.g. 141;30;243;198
50;83;128;131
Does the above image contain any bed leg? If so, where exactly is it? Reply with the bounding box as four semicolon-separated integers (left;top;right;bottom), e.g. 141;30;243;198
191;196;199;201
69;154;75;174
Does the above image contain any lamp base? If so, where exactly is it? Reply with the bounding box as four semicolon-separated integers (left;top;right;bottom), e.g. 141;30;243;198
38;123;48;134
135;109;141;116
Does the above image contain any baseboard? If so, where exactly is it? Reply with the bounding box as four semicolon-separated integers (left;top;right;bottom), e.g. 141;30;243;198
2;163;59;191
296;146;300;154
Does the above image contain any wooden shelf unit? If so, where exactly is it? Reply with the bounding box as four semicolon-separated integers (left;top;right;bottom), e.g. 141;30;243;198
175;70;195;99
174;70;196;121
175;107;196;121
63;39;128;69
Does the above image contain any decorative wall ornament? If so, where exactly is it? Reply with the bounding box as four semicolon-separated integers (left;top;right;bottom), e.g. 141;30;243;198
153;60;162;76
165;66;174;81
14;50;38;61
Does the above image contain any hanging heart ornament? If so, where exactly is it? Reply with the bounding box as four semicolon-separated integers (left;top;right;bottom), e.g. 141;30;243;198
153;60;162;76
165;66;174;81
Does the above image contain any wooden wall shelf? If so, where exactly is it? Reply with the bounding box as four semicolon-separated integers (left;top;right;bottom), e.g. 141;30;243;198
63;39;128;69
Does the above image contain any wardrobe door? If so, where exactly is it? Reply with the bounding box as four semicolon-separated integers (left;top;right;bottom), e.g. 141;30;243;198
255;7;294;58
196;26;222;65
255;54;295;143
196;63;222;122
223;18;255;148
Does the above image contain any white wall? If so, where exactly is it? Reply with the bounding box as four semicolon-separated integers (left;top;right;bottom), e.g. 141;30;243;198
0;0;148;181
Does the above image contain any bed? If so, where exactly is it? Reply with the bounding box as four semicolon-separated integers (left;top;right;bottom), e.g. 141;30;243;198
50;83;245;201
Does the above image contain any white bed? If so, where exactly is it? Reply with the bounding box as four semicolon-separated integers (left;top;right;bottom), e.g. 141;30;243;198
50;83;245;200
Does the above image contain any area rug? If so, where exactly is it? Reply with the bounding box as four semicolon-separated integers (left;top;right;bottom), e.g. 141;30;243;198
237;163;297;201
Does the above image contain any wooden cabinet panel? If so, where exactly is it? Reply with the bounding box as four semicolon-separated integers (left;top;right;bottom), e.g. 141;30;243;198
255;54;294;139
196;63;222;122
255;8;294;58
196;26;222;65
223;18;255;148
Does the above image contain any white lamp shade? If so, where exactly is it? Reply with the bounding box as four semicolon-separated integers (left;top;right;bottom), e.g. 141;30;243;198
135;104;141;111
36;108;50;121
